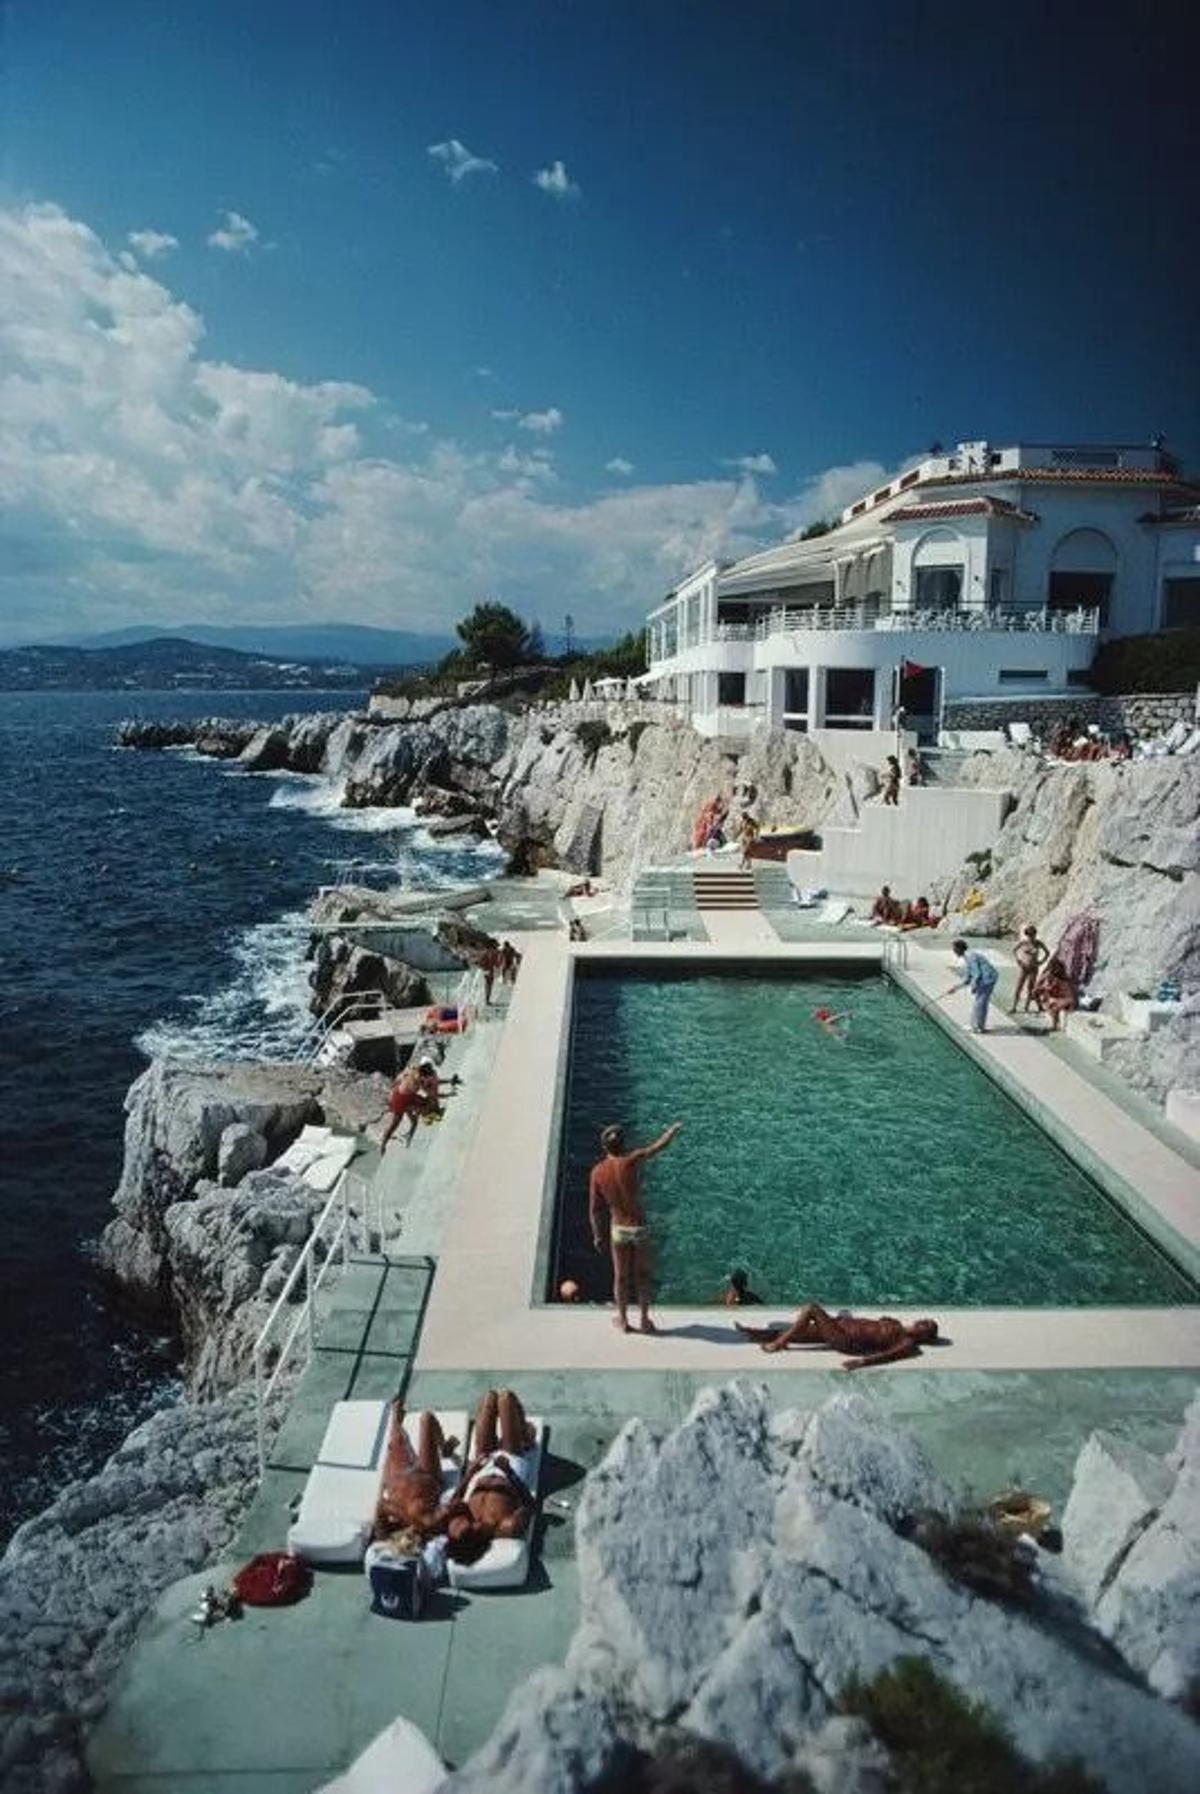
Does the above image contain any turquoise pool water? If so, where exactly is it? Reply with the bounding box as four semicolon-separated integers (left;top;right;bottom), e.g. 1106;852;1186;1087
550;965;1196;1308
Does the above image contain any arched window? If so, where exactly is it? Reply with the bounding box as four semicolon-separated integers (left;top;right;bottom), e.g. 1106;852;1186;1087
912;528;964;612
1048;529;1117;623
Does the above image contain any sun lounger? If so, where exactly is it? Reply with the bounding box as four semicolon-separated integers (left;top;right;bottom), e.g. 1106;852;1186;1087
819;900;852;926
287;1400;390;1565
447;1418;547;1592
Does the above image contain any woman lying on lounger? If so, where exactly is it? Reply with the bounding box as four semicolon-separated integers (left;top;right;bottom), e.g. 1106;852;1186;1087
436;1388;537;1565
736;1304;940;1369
373;1405;459;1536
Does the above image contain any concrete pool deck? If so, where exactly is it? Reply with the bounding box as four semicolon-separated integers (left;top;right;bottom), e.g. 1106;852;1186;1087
415;932;1200;1376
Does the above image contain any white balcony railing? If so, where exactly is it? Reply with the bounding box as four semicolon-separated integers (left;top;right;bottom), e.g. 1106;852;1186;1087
649;605;1100;664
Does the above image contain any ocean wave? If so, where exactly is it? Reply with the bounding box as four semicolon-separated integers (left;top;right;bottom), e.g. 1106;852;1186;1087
136;907;315;1062
267;777;420;834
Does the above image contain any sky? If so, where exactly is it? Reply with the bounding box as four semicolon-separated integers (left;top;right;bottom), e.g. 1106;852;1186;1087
1;0;1197;646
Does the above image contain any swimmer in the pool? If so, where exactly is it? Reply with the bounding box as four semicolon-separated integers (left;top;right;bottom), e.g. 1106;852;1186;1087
813;1005;850;1039
588;1119;682;1335
736;1304;941;1369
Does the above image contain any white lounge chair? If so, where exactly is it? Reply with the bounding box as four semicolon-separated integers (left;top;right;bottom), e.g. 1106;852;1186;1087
1006;721;1033;749
287;1400;390;1565
447;1418;547;1592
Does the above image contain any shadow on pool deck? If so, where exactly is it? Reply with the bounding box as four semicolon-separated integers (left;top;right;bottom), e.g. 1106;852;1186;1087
88;1356;1199;1794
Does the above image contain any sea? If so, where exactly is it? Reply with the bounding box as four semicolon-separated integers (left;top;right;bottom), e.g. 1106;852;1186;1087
0;689;502;1546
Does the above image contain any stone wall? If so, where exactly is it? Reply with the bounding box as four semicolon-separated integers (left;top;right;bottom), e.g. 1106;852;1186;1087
943;691;1195;736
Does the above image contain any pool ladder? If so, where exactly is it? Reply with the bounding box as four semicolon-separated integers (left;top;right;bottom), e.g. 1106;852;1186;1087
882;935;909;972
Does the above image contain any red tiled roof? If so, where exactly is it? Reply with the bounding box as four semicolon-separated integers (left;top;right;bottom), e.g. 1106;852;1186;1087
924;467;1200;494
890;497;1037;524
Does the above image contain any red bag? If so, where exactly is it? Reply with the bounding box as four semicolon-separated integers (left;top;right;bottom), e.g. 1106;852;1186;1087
232;1552;311;1607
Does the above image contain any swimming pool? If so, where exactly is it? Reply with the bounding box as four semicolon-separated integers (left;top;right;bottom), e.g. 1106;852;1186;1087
548;963;1197;1308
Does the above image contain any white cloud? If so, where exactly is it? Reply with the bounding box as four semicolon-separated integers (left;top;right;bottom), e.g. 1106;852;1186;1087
785;460;890;529
0;199;893;645
533;160;580;201
605;457;634;476
128;228;178;260
427;139;498;184
490;407;518;422
519;406;562;435
207;210;260;252
723;452;777;477
498;444;557;483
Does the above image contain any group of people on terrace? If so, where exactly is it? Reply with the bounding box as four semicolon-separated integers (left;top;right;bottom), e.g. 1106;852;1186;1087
870;885;939;930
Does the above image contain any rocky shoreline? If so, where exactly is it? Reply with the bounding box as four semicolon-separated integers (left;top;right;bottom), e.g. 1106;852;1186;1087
3;700;1195;1791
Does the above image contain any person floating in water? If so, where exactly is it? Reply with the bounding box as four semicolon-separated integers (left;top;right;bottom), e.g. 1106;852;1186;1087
736;1304;940;1369
589;1119;682;1335
719;1268;763;1307
813;1005;850;1040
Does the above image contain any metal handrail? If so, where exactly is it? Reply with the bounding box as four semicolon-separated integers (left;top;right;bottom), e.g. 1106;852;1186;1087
882;935;909;971
291;990;388;1065
252;1166;361;1476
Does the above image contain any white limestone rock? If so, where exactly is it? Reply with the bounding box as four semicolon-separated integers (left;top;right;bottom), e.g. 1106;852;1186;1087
1061;1430;1175;1609
0;1380;286;1794
1088;1398;1200;1702
163;1167;329;1396
438;1666;625;1794
98;1059;386;1317
444;1384;1200;1794
217;1122;268;1186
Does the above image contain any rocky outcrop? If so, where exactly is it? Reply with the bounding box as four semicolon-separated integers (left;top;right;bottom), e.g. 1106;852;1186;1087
114;717;261;756
341;705;513;808
944;756;1200;996
97;1060;387;1316
1062;1392;1200;1703
0;1379;289;1794
493;711;839;889
162;1167;334;1396
446;1385;1200;1794
307;935;432;1020
238;711;346;773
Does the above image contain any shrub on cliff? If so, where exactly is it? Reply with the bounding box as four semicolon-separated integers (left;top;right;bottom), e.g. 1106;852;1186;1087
1089;628;1200;694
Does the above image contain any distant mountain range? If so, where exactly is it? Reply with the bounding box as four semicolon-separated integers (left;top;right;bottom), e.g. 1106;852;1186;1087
0;632;437;693
30;622;455;665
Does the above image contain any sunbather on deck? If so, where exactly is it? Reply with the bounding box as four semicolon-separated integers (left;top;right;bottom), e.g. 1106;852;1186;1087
736;1303;939;1369
438;1388;538;1565
374;1406;458;1536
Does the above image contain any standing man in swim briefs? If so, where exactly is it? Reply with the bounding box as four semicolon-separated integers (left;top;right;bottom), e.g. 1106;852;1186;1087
589;1120;682;1335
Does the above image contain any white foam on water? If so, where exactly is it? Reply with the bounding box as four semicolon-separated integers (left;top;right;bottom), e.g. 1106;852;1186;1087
137;906;315;1062
267;776;420;834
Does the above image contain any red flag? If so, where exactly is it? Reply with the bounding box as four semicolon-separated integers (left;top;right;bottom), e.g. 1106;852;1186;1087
901;659;927;679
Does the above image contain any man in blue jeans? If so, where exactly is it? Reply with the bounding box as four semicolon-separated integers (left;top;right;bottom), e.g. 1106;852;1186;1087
941;938;999;1033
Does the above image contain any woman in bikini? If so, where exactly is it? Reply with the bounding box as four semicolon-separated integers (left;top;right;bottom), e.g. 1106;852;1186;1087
736;1304;940;1369
373;1405;458;1536
1034;955;1077;1031
437;1388;537;1565
1011;923;1048;1013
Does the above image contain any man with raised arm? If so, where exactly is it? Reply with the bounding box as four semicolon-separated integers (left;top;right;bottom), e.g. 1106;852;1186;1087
589;1120;682;1336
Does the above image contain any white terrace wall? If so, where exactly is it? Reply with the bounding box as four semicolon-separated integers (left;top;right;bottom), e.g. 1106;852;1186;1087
787;785;1012;899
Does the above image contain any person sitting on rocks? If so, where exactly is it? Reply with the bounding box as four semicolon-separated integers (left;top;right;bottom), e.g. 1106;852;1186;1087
870;885;902;924
374;1405;459;1536
899;895;937;930
736;1304;940;1369
436;1388;538;1565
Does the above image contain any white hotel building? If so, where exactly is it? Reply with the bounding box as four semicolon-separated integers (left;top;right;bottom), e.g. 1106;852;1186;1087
643;441;1200;741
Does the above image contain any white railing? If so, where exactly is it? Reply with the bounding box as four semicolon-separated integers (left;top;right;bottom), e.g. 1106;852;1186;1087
648;605;1101;664
291;991;387;1066
252;1165;368;1476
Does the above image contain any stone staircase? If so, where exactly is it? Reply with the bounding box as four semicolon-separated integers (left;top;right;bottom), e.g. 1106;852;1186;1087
692;867;759;910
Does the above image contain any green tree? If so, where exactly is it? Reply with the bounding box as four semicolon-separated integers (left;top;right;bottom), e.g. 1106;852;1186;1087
455;601;533;669
800;518;833;539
